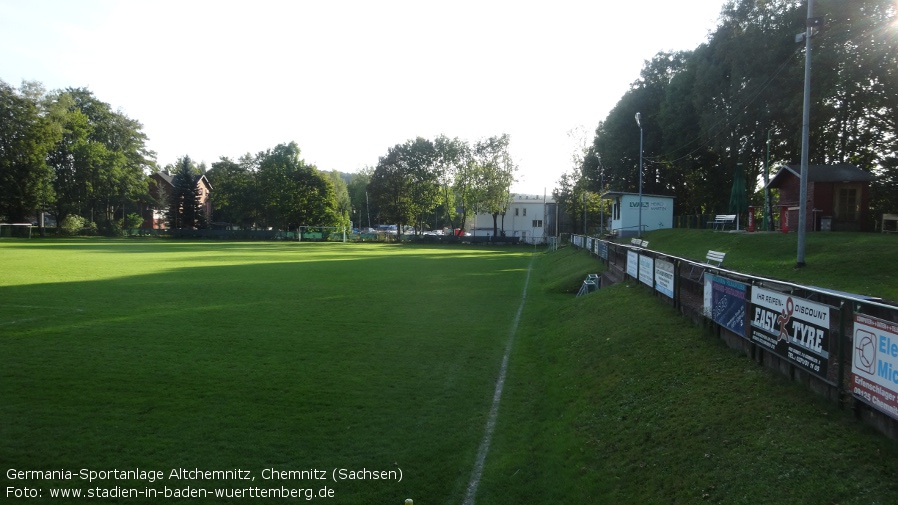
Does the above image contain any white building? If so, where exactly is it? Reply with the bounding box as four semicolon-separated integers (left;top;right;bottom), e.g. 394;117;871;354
470;193;557;244
601;191;675;238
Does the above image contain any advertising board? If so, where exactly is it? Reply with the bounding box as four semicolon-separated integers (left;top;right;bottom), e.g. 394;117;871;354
627;250;638;279
749;286;831;376
638;254;654;287
703;274;748;337
654;259;674;299
851;314;898;421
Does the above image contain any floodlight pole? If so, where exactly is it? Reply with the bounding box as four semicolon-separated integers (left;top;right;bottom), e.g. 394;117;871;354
598;155;604;237
796;0;814;267
635;112;644;238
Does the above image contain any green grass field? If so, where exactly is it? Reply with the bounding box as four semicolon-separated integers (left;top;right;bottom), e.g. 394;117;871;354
1;240;534;503
2;237;898;504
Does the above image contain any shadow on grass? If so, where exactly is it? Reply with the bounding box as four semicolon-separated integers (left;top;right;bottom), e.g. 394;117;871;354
0;246;534;504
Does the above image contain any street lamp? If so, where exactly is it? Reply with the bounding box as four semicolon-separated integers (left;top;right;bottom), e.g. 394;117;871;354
635;112;644;238
598;155;604;237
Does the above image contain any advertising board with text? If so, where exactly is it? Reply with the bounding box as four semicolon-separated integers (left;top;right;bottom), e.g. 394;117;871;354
627;250;638;279
654;259;675;299
749;286;832;376
638;254;654;287
851;314;898;421
703;274;747;337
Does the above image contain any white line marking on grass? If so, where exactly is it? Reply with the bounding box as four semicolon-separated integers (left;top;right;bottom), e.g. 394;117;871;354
462;254;534;505
0;308;83;326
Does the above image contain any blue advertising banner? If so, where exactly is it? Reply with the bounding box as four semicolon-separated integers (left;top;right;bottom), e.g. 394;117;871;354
703;273;748;337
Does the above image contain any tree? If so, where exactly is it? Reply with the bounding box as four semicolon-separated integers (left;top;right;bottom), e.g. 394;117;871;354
586;0;896;221
166;156;204;229
433;135;467;230
347;168;373;230
207;154;259;228
44;87;152;231
368;137;439;235
470;134;516;236
256;142;338;230
0;80;59;222
324;170;351;229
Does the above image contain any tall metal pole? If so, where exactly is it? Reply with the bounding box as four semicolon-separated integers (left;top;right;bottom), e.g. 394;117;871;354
636;113;644;238
764;129;772;231
583;191;587;234
797;0;814;267
598;155;604;237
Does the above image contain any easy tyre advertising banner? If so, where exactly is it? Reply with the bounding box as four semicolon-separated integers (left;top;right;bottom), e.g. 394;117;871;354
851;314;898;421
750;286;831;376
703;273;748;337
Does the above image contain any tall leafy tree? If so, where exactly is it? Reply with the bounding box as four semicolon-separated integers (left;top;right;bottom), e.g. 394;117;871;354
434;135;467;230
347;168;374;230
470;134;516;236
0;80;59;222
588;0;896;222
256;142;338;230
45;87;152;229
207;154;258;228
368;137;439;235
324;170;351;229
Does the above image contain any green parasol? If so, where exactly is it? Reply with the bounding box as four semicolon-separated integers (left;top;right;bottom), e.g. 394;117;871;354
728;163;748;230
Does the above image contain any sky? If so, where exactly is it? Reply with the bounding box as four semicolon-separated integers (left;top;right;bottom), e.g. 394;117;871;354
1;0;726;195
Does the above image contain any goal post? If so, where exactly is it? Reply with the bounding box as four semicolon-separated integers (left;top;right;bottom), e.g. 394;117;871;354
0;223;33;239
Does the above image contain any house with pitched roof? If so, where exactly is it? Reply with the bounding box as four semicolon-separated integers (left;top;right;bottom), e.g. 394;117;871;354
139;170;213;229
766;163;875;232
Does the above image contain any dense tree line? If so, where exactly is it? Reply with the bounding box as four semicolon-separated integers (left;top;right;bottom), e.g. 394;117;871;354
207;142;341;231
0;81;152;232
559;0;897;231
0;81;343;233
1;79;515;236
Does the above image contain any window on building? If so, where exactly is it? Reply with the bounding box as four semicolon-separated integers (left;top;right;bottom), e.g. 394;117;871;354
532;220;543;228
514;208;519;216
523;207;527;216
836;186;859;221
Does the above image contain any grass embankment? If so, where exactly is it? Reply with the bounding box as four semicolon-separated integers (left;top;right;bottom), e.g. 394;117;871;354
637;229;898;302
479;245;898;505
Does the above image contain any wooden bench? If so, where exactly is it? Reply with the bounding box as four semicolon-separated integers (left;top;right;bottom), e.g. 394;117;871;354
630;238;649;248
708;214;736;231
689;250;727;281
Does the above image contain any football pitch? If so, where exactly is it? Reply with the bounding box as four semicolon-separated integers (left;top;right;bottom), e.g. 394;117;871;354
0;240;535;503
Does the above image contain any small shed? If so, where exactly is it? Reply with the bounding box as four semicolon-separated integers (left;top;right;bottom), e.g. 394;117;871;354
601;192;675;238
766;164;875;232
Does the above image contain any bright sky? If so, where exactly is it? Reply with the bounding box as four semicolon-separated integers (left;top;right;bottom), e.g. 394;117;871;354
1;0;724;194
